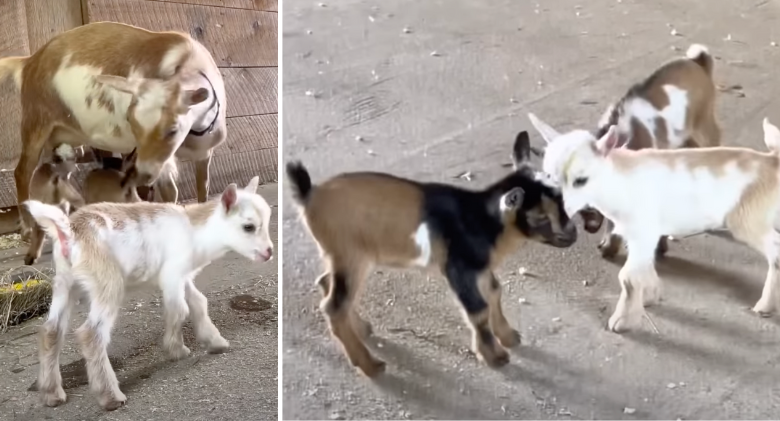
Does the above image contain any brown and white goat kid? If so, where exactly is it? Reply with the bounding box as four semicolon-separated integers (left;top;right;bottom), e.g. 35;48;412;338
25;177;273;411
0;21;227;238
286;132;578;377
84;155;143;204
531;44;721;259
24;144;86;265
533;114;780;334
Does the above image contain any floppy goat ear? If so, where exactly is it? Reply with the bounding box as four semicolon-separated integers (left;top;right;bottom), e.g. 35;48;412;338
527;113;561;144
512;131;532;167
500;187;525;212
763;117;780;153
595;125;620;157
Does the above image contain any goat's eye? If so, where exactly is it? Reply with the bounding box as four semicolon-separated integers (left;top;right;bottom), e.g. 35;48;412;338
242;223;256;233
165;128;178;138
572;177;589;188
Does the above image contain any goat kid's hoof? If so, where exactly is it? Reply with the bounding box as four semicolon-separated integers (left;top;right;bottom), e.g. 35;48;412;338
206;337;230;354
752;301;776;317
23;254;37;266
497;329;521;348
42;388;67;407
167;345;191;361
607;310;642;333
357;358;387;378
597;240;620;259
478;347;511;368
98;391;127;411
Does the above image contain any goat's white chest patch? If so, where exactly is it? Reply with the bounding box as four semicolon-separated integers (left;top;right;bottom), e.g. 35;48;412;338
624;85;689;149
411;223;431;267
52;61;137;152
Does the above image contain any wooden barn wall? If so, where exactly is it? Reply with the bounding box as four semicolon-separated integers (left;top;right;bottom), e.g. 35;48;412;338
0;0;278;207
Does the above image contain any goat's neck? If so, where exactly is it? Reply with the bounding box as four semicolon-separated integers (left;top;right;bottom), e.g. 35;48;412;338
184;201;231;266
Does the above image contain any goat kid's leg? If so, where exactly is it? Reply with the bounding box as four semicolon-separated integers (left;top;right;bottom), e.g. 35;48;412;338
446;266;509;367
485;273;520;348
598;219;623;259
76;285;126;410
317;271;372;339
154;168;179;204
24;225;46;266
321;265;385;377
752;231;780;316
162;278;191;360
184;278;229;353
655;236;670;259
608;236;661;333
38;275;76;407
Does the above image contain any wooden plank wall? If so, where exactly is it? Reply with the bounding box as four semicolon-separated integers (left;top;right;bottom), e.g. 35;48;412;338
0;0;278;207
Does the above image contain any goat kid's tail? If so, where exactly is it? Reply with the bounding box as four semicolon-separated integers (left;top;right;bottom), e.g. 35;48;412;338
24;200;74;259
686;44;713;77
0;56;27;89
285;161;314;204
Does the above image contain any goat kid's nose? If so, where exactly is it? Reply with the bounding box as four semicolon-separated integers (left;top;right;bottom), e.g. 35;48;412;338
266;247;273;258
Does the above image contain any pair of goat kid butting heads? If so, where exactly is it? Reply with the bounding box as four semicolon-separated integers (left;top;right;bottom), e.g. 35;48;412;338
288;42;780;377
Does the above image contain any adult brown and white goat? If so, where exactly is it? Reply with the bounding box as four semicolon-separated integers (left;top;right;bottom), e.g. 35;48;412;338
286;132;578;377
0;21;227;247
533;114;780;334
25;177;273;411
532;44;721;259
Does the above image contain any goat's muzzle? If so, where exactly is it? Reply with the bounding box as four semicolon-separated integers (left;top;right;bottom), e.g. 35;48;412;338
579;208;604;234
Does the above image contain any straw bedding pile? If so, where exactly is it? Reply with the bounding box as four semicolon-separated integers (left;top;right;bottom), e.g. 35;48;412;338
0;267;54;332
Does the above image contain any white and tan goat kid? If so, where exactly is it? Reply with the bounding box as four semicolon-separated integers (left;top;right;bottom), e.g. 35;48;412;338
0;21;227;246
531;114;780;333
25;176;273;411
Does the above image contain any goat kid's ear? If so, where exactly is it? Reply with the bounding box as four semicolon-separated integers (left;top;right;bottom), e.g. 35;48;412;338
512;131;533;167
500;187;525;212
595;125;620;157
527;113;561;144
221;183;239;212
184;88;210;107
95;75;144;95
763;117;780;153
244;176;260;193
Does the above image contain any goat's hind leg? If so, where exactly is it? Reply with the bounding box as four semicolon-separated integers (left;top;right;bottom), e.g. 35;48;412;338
184;278;229;353
321;262;385;377
75;273;126;410
317;270;372;339
38;274;76;407
751;230;780;316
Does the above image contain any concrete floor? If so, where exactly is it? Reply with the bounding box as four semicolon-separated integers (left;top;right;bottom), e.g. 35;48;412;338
281;0;780;419
0;184;278;421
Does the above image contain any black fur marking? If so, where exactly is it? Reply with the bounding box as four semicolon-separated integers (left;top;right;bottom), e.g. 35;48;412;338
444;263;488;314
477;322;495;346
489;273;500;291
328;272;349;314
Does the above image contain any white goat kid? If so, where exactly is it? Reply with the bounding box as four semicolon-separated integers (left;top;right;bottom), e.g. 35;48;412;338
530;113;780;333
25;176;274;411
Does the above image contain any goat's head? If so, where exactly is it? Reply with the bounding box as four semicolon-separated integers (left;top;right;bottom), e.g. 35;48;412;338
50;144;79;181
95;74;211;186
528;112;620;220
218;176;274;262
498;131;578;248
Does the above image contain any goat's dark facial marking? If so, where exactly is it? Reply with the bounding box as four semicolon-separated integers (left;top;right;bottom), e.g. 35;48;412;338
579;207;605;234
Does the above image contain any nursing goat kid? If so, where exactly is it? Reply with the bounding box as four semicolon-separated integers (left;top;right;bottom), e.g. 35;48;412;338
531;113;780;333
25;177;273;411
533;43;720;259
286;132;578;377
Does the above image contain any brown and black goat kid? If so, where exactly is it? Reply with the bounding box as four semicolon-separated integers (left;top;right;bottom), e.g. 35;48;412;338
286;132;578;377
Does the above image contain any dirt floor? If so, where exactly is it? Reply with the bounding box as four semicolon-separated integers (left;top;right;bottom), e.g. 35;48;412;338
0;184;279;421
281;0;780;419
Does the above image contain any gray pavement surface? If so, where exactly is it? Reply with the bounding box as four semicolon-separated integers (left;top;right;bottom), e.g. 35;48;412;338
0;184;279;421
281;0;780;419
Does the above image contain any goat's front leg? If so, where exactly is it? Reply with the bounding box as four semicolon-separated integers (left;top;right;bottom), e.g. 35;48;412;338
162;277;191;360
184;278;229;353
194;155;212;203
154;161;179;203
608;234;661;333
16;125;48;262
